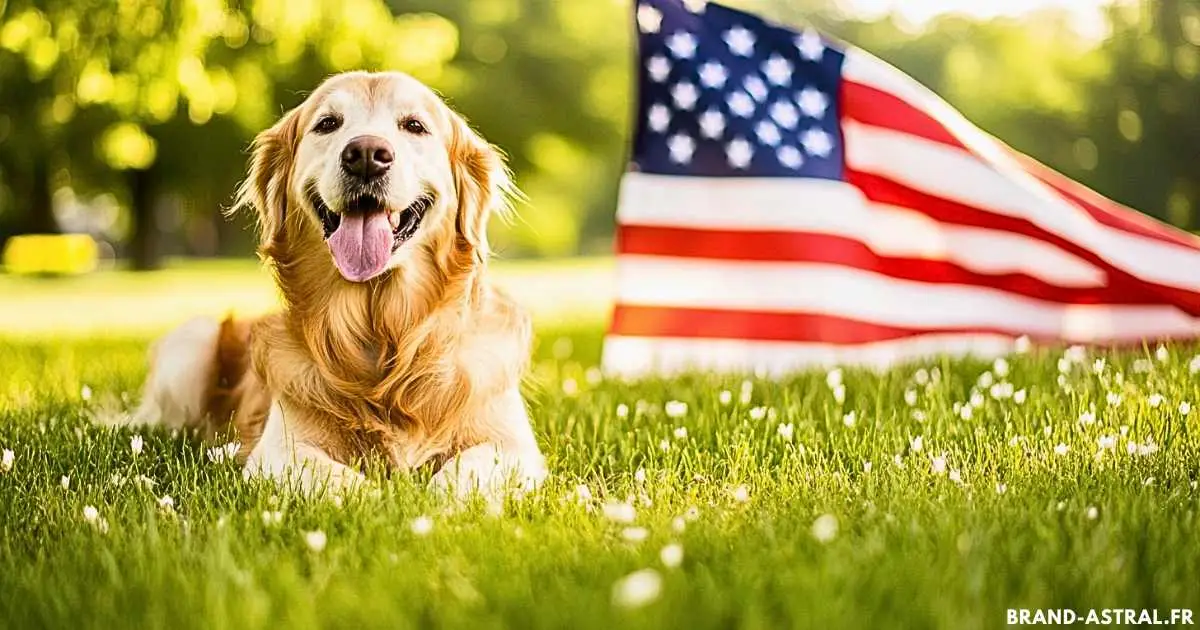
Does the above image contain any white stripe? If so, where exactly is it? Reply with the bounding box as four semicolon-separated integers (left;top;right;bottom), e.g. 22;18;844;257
615;255;1199;341
842;48;1200;294
618;173;1104;287
602;334;1020;376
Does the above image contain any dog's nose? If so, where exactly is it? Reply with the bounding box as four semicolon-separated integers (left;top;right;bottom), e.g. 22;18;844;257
340;135;394;180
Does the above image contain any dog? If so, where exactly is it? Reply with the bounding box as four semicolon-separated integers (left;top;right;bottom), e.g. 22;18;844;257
133;71;547;498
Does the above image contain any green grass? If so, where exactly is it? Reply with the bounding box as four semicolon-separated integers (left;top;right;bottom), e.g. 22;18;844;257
2;263;1200;628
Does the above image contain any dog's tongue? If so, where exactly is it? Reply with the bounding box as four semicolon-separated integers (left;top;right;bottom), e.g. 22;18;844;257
326;210;392;282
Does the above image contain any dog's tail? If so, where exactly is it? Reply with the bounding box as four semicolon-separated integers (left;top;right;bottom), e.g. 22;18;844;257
131;315;253;439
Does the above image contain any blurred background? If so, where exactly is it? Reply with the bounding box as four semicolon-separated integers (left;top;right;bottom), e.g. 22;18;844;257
0;0;1198;336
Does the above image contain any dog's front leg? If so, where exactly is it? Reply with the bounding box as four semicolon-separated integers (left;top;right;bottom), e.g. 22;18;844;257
243;400;365;495
429;389;547;501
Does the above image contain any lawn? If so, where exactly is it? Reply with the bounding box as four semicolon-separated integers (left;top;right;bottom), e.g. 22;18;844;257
2;261;1199;629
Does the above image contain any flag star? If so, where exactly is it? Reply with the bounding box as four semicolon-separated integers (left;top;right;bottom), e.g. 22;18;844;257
667;133;696;164
682;0;706;12
647;104;671;133
726;91;755;118
762;55;793;86
755;121;781;146
699;62;728;89
667;32;698;59
671;81;699;110
726;137;754;169
699;109;726;139
637;4;663;34
647;55;671;83
801;128;834;158
724;26;755;57
778;145;804;169
744;75;769;102
797;87;829;118
769;100;799;129
796;29;824;61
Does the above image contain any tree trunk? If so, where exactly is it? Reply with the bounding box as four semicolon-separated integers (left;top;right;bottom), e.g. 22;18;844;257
23;158;59;234
128;167;163;271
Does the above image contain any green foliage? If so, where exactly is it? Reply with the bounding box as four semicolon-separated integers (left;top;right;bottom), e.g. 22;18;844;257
2;326;1200;627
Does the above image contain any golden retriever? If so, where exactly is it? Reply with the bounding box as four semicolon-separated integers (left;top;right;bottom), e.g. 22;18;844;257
133;71;547;498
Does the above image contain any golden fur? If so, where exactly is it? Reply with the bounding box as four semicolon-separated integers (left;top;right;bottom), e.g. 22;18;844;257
154;71;537;481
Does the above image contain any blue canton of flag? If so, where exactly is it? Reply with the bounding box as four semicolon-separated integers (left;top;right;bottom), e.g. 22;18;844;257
631;0;846;179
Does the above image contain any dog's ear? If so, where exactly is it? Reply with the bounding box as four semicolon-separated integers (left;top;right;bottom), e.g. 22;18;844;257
448;113;515;266
232;107;302;248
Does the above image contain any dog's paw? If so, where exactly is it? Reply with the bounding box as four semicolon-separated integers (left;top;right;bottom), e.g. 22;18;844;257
429;444;546;503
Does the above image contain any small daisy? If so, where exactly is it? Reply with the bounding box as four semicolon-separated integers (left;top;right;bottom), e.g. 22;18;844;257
573;484;593;503
977;371;994;388
990;382;1014;400
1156;345;1169;362
664;401;688;418
659;543;684;568
561;378;578;396
410;515;434;536
995;482;1008;495
993;357;1010;377
81;385;93;401
634;468;646;484
1133;358;1153;373
910;435;924;453
1092;358;1107;374
684;505;701;521
1078;410;1096;426
611;569;663;608
862;460;872;473
673;426;688;440
1148;393;1164;408
948;469;962;484
1014;336;1032;353
1125;441;1138;456
60;475;70;490
777;423;794;442
261;511;283;526
718;390;732;406
958;405;973;421
730;485;750;503
739;380;754;404
671;516;686;533
1086;506;1099;520
130;434;144;457
602;502;637;524
842;411;856;428
206;442;240;463
903;389;918;406
1106;392;1122;407
893;453;906;469
914;368;930;385
83;505;99;523
622;527;649;542
1180;401;1192;416
832;384;846;404
1;449;13;472
969;390;985;408
616;404;629;419
825;368;843;389
157;495;175;511
930;455;947;475
749;406;768;421
1054;443;1069;456
304;530;327;552
1014;389;1027;404
811;513;838;543
1097;435;1116;450
1189;355;1200;375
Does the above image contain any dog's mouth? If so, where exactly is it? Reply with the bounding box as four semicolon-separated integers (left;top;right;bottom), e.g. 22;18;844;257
308;186;435;282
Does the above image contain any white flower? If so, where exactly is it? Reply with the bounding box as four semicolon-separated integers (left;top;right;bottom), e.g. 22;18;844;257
832;384;846;404
958;405;973;421
825;368;843;389
157;495;175;511
410;515;434;536
811;513;838;543
1086;506;1099;521
1156;345;1169;362
1097;435;1116;450
1014;389;1027;404
1066;345;1087;363
1044;425;1053;437
664;401;688;418
0;449;12;472
893;453;906;469
1190;355;1200;375
1056;501;1067;511
911;410;927;422
561;378;578;396
1149;394;1164;408
1078;410;1096;426
862;460;872;473
673;426;688;440
130;434;144;456
60;475;70;490
749;406;768;421
83;505;99;522
1133;358;1153;373
602;502;637;524
261;511;283;526
659;543;684;568
930;455;947;475
572;484;594;504
910;435;924;453
658;439;671;452
1092;358;1107;374
718;390;732;406
977;371;994;388
684;505;700;521
914;368;930;385
671;516;686;533
730;485;750;503
1126;441;1138;455
634;468;646;484
611;569;662;608
739;380;753;404
1014;336;1031;353
993;357;1010;377
621;526;649;543
903;389;918;406
838;411;855;428
777;423;794;442
995;482;1008;495
1180;401;1192;416
81;385;93;401
206;442;240;463
304;530;327;552
948;469;962;484
1054;443;1069;456
970;391;985;408
616;404;629;419
1106;392;1122;407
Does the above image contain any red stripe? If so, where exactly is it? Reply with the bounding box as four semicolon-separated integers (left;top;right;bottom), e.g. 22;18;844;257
618;224;1151;306
841;79;965;150
613;305;1032;344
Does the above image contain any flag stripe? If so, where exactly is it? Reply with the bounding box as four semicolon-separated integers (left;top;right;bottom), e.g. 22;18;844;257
840;79;965;150
614;255;1200;339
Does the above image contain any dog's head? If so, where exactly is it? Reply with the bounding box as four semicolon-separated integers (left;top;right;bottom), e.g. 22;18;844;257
237;71;509;283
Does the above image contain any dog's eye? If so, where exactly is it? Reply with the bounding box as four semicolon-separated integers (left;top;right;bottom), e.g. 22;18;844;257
313;115;342;134
400;118;428;135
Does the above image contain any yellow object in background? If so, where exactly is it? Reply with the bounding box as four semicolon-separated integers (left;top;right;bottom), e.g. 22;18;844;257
2;234;100;276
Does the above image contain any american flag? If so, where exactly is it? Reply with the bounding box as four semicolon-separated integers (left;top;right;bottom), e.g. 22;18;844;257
602;0;1200;376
